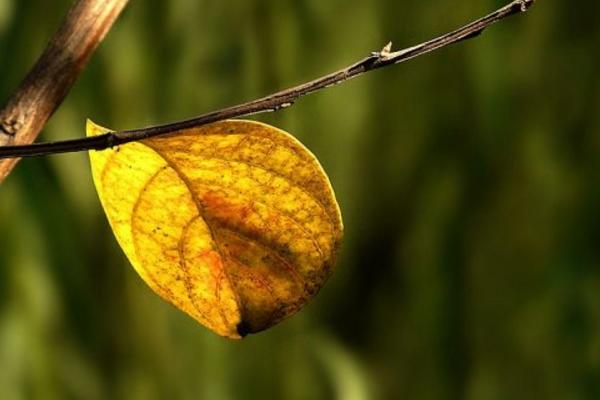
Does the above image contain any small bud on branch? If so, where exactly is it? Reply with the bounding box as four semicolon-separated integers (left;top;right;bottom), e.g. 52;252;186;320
0;0;535;163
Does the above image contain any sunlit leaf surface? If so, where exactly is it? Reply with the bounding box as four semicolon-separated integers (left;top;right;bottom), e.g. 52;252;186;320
88;120;343;338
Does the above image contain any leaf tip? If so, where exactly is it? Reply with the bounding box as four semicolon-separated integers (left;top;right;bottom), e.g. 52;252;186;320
86;119;112;137
236;320;251;338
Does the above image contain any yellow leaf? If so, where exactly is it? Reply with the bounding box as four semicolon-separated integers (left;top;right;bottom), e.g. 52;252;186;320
87;119;343;339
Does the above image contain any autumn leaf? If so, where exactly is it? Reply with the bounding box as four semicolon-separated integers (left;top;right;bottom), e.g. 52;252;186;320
87;119;343;339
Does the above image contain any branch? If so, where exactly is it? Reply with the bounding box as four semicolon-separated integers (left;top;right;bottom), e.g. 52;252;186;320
0;0;535;161
0;0;129;181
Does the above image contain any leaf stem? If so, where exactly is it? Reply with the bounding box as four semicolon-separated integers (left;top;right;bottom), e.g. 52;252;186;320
0;0;535;160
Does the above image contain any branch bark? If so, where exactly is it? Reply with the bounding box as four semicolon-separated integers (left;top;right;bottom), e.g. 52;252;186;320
0;0;129;182
0;0;535;163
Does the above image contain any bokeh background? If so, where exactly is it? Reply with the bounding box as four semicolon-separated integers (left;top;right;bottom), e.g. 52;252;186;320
1;0;599;399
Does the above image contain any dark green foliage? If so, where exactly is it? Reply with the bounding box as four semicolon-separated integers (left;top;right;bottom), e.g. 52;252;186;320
0;0;598;399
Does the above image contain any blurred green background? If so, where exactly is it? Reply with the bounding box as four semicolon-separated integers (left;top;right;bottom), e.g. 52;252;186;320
1;0;599;399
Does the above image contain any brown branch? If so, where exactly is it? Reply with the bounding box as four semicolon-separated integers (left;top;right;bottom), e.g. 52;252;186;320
0;0;535;162
0;0;129;182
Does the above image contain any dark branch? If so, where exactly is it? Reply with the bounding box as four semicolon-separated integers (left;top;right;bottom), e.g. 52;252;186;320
0;0;535;160
0;0;129;181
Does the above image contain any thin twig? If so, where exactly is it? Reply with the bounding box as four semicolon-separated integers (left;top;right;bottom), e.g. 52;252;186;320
0;0;129;181
0;0;535;161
